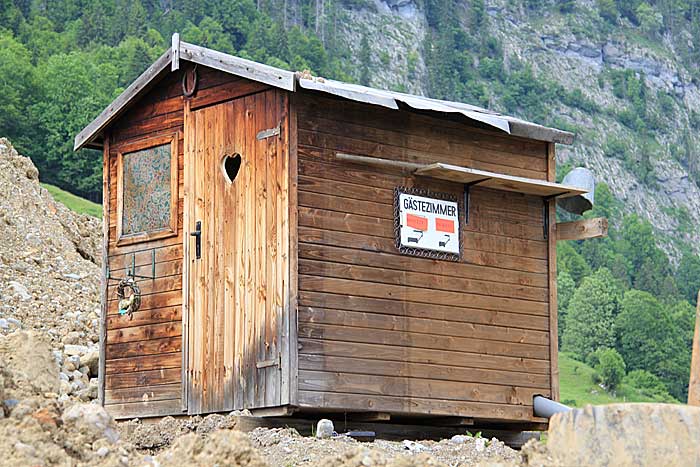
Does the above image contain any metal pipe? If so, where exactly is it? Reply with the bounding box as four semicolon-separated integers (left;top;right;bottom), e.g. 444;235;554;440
533;395;571;419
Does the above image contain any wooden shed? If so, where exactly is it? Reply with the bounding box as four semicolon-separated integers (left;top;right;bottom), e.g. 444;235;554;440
75;35;602;429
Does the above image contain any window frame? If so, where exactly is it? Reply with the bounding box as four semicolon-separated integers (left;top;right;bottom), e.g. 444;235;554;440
115;132;179;246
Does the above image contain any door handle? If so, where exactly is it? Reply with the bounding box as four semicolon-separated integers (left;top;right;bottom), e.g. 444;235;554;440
190;221;201;259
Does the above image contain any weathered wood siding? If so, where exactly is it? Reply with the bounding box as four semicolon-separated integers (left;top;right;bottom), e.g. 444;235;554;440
104;69;185;418
185;87;291;414
294;94;552;423
103;67;264;418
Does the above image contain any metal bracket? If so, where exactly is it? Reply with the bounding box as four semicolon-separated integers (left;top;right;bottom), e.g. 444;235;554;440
256;353;281;369
107;248;156;283
542;195;558;240
256;124;280;140
463;178;490;225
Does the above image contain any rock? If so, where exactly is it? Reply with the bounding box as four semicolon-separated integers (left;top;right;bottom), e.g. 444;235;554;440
0;318;8;330
61;403;119;444
450;434;469;444
64;344;88;356
67;355;81;368
59;380;72;395
52;350;64;366
6;318;21;329
71;379;87;392
547;403;700;466
7;281;30;301
315;419;335;439
403;440;427;452
81;350;99;376
62;331;81;345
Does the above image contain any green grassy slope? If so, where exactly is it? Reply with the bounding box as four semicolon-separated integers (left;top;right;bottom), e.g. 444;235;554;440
41;183;102;218
559;353;676;407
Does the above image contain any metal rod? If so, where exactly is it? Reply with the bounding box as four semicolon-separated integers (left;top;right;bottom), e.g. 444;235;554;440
336;152;425;171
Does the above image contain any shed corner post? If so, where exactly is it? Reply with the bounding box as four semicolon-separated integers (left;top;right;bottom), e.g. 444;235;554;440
546;142;559;402
181;99;192;413
285;91;299;407
98;131;110;406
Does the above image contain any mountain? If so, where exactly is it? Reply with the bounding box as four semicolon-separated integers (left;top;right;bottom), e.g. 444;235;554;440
332;0;700;263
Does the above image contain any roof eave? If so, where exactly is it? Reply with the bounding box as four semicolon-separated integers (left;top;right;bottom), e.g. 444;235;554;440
508;119;575;145
74;35;575;151
74;48;174;151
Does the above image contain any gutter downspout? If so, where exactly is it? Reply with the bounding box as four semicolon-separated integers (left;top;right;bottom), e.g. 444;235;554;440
533;395;571;419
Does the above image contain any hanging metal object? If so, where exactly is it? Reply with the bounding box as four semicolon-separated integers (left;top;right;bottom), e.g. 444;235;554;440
116;277;141;319
557;167;595;215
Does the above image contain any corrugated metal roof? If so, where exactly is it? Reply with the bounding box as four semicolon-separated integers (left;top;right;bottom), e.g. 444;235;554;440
75;35;574;151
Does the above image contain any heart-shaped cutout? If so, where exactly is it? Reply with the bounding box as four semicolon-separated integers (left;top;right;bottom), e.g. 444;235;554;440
222;154;242;183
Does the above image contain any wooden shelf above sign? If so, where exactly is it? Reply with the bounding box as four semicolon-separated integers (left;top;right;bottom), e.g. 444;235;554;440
414;163;588;198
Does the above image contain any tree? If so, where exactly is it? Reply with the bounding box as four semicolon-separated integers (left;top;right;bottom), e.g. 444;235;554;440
557;242;591;285
677;253;700;305
623;370;677;402
615;290;690;400
557;271;576;344
0;31;38;156
30;51;121;200
597;0;619;23
563;268;622;361
637;2;664;36
617;215;671;295
359;33;371;86
591;347;626;390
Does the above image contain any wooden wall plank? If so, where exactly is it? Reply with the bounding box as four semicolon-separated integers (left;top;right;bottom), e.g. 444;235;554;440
106;336;181;359
106;399;183;419
106;352;181;374
105;383;181;404
298;307;548;345
298;338;550;374
299;370;546;406
298;291;549;331
299;275;548;316
298;322;549;359
299;354;549;388
293;93;552;423
297;391;545;422
547;142;559;401
106;367;181;389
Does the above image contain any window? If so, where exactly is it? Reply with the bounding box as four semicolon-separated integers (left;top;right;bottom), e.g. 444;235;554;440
116;133;178;245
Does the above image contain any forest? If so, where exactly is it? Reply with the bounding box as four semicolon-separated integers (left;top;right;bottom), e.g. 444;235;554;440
1;0;699;403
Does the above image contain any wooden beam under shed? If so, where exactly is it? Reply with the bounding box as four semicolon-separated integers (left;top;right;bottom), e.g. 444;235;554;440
347;412;392;422
419;416;474;426
556;218;608;241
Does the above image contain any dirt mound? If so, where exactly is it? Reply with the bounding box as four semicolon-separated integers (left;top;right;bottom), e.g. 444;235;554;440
151;430;268;467
0;138;102;402
0;331;137;466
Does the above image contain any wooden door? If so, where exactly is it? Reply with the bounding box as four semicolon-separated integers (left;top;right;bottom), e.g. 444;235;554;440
184;89;288;414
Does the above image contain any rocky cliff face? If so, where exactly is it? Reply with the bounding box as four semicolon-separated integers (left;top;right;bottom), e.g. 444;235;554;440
333;0;700;260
